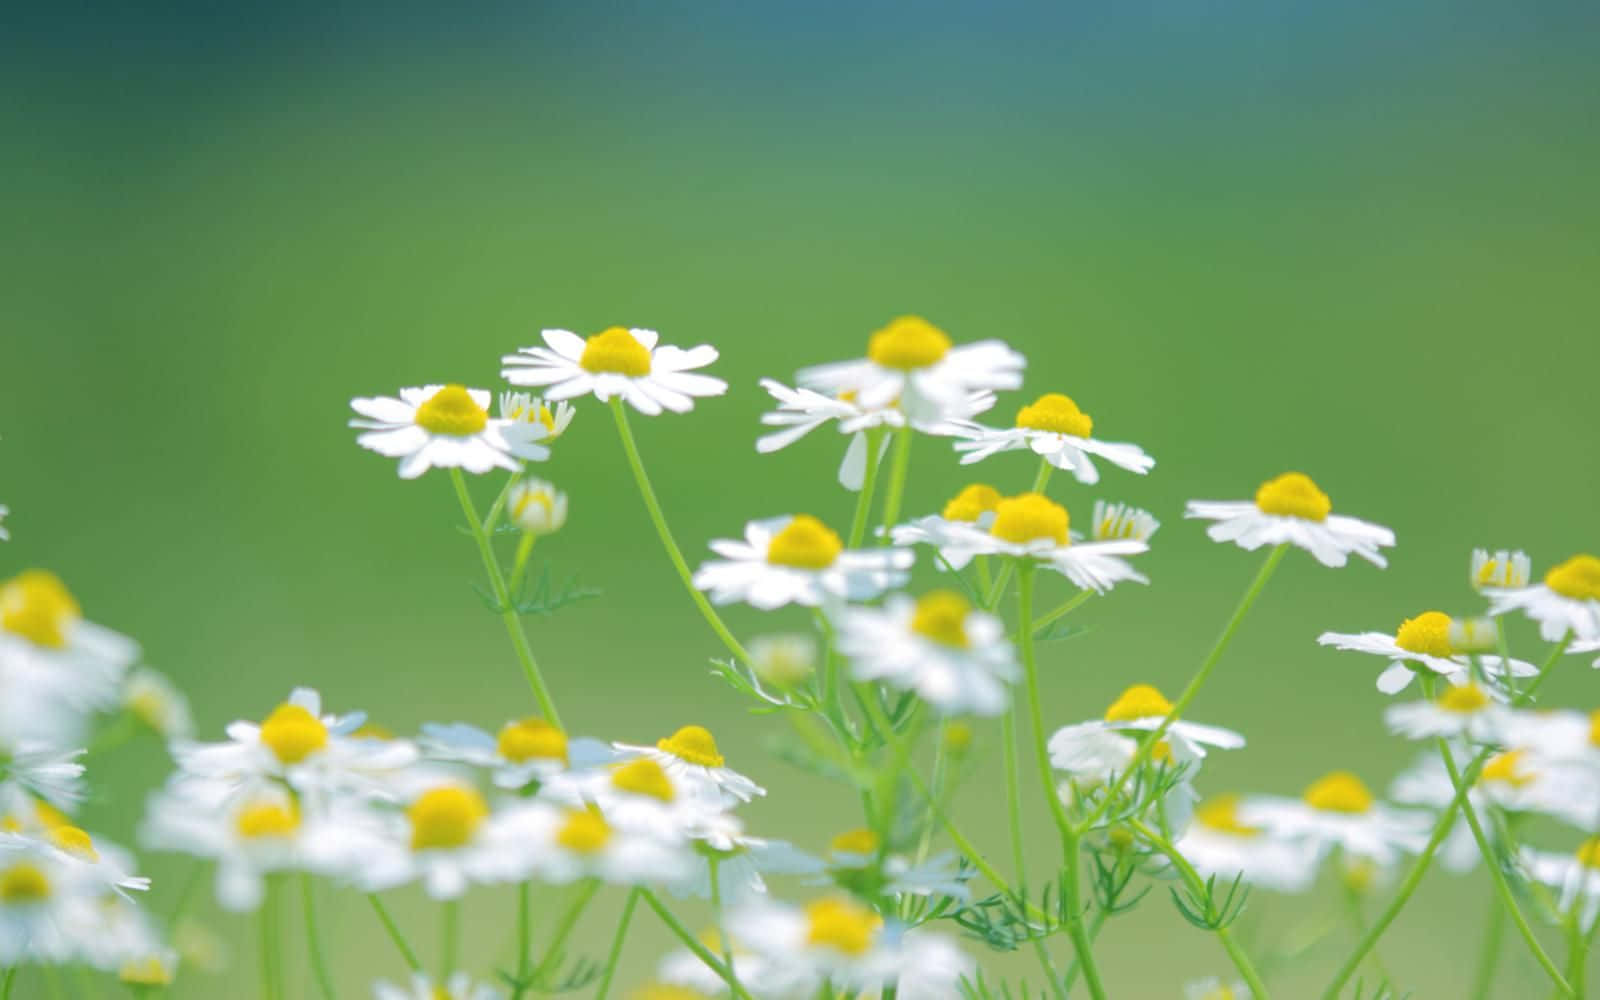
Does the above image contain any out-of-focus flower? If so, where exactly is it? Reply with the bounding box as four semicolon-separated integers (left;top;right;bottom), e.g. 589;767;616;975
693;516;911;610
1487;554;1600;642
834;591;1018;716
123;668;194;742
507;478;568;536
613;726;765;807
1242;771;1429;868
1472;548;1530;591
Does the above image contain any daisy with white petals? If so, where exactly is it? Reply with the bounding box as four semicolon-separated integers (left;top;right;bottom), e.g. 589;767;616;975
143;780;318;910
420;716;579;790
1049;685;1245;780
1242;772;1428;868
1383;681;1509;742
349;384;550;478
1318;611;1538;695
918;493;1149;593
613;726;765;807
834;590;1018;716
375;972;503;1000
1186;473;1395;568
946;393;1154;484
347;783;530;899
501;327;727;416
889;484;1004;569
501;799;693;887
1520;839;1600;930
693;515;912;610
1185;977;1251;1000
1090;500;1160;543
1486;554;1600;642
1471;548;1530;591
1175;796;1318;893
0;829;148;966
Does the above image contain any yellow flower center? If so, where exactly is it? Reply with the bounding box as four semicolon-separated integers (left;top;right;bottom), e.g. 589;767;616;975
1253;473;1332;522
35;802;69;831
579;327;652;376
1438;683;1490;714
118;956;175;986
258;703;329;765
866;316;951;370
804;897;881;955
1198;986;1239;1000
829;828;882;855
1545;555;1600;601
990;493;1070;545
1590;709;1600;748
0;863;51;903
497;717;568;765
656;725;725;768
1194;796;1261;838
1480;750;1533;788
408;786;488;851
1394;611;1454;657
1303;771;1374;814
765;515;843;570
942;483;1002;523
611;759;675;802
631;986;714;1000
1015;394;1094;438
910;590;971;648
413;384;489;436
1577;837;1600;870
235;801;301;840
556;807;612;854
943;721;974;754
1104;684;1174;723
0;570;81;648
49;826;98;860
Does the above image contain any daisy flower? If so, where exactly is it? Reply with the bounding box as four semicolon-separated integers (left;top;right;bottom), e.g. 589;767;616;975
501;327;727;415
667;810;820;902
833;590;1019;716
946;393;1155;484
1089;500;1160;543
506;478;569;536
1383;681;1510;742
613;726;765;807
692;515;912;610
375;972;504;1000
1048;684;1245;779
1487;553;1600;642
1472;548;1530;591
917;493;1149;593
1185;472;1395;568
500;800;694;887
819;829;970;901
0;741;85;811
540;757;722;838
499;390;576;447
1317;610;1537;695
1241;771;1429;868
343;783;535;899
122;667;194;742
888;483;1004;570
349;384;550;478
1185;977;1251;1000
1521;839;1600;929
0;830;148;966
0;569;140;735
1175;796;1318;893
420;716;580;791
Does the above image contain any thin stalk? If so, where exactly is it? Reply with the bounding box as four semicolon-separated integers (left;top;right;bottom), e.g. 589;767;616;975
367;895;422;973
877;424;915;540
531;879;600;986
260;876;281;1000
1339;881;1391;986
847;428;887;549
593;888;641;1000
1000;708;1029;892
710;861;739;989
441;898;460;978
1031;591;1093;638
1469;891;1506;1000
1016;564;1074;840
515;882;533;997
1514;632;1574;707
641;890;756;1000
1;968;14;1000
1060;830;1108;1000
301;874;338;1000
509;532;537;594
1061;910;1108;990
450;468;561;726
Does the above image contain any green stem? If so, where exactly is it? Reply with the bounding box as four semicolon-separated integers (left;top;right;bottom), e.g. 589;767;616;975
531;879;600;986
877;424;915;540
709;860;744;996
1000;708;1029;892
1513;632;1574;707
1339;880;1390;986
1470;890;1506;1000
1031;591;1093;638
847;428;887;549
367;895;422;973
641;890;756;1000
509;532;537;595
609;398;752;667
1060;830;1108;1000
1016;563;1074;841
593;888;641;1000
261;877;281;1000
1030;457;1054;492
1061;910;1108;990
450;468;562;726
1;968;15;1000
441;898;460;978
975;555;994;600
301;875;338;1000
515;882;532;998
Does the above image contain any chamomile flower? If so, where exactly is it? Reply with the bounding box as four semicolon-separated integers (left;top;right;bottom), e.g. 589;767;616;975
1487;554;1600;642
1184;977;1251;1000
1472;548;1530;591
540;757;721;838
506;478;569;536
375;972;504;1000
347;783;533;899
143;780;320;910
1185;473;1395;568
501;801;694;887
833;591;1019;716
946;393;1155;484
499;390;576;446
1175;796;1318;893
668;811;821;902
1048;685;1245;779
501;327;727;415
0;570;139;739
795;316;1024;424
1090;501;1160;543
1383;681;1509;742
748;634;818;689
122;667;194;742
613;726;765;807
819;829;970;901
1317;611;1537;695
1241;772;1429;868
1;830;147;966
888;484;1004;570
349;384;550;478
920;493;1149;593
692;515;912;610
1520;838;1600;929
0;742;85;811
420;717;580;790
79;892;166;976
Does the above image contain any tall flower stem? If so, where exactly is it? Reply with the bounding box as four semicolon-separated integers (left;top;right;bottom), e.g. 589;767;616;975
641;890;756;1000
1;969;15;1000
440;899;460;978
609;398;752;667
260;877;282;1000
1514;632;1574;706
367;895;422;973
1469;891;1506;1000
301;874;338;1000
531;879;600;986
514;882;534;999
593;888;641;1000
877;425;915;540
848;428;887;549
450;468;562;726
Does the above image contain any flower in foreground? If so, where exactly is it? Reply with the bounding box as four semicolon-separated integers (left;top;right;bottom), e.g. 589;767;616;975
1486;553;1600;642
1519;838;1600;930
420;716;578;790
501;327;727;415
506;478;569;536
0;828;150;967
915;493;1149;593
1048;684;1245;781
142;780;317;910
1175;796;1318;893
349;783;535;899
692;515;912;610
1242;771;1429;867
833;590;1019;716
613;725;766;806
349;384;550;478
1318;610;1538;695
500;800;694;887
1185;472;1395;568
946;392;1155;484
1184;977;1252;1000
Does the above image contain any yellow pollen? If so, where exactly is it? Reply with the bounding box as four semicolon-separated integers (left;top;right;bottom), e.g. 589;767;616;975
765;515;844;569
942;483;1002;523
910;590;971;648
1577;837;1600;870
497;717;568;765
258;703;329;765
611;759;676;802
1015;393;1094;438
990;493;1070;545
1104;684;1174;723
0;570;82;649
432;989;452;1000
413;384;489;436
1151;740;1174;765
866;316;951;370
0;817;17;833
235;801;300;840
829;828;881;856
1437;683;1490;713
352;722;395;741
556;807;613;854
804;897;881;955
630;986;715;1000
0;863;52;903
1590;709;1600;748
657;725;725;768
1198;986;1238;1000
49;826;97;860
1195;796;1261;837
1480;750;1533;788
1303;771;1374;814
118;956;175;986
408;786;488;851
579;327;652;376
1394;611;1454;657
34;802;69;830
1545;555;1600;601
1254;473;1332;522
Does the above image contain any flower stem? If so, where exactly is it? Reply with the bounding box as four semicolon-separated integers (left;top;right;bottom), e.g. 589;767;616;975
1016;563;1074;841
1339;879;1390;985
367;895;422;973
440;898;460;978
877;425;915;541
450;468;562;726
1029;591;1093;639
709;860;743;995
1469;889;1506;1000
1059;829;1108;1000
848;428;887;549
641;890;756;1000
1;968;15;1000
1000;708;1028;891
1513;632;1574;707
531;879;600;986
609;398;752;667
515;882;533;997
260;877;282;1000
301;874;338;1000
593;888;641;1000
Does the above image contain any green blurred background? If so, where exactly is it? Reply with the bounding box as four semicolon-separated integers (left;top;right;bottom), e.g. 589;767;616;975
3;1;1597;995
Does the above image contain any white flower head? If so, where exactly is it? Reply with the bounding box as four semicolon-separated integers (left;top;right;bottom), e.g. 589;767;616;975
817;828;970;902
539;756;724;840
613;726;765;808
888;483;1006;570
1241;772;1429;868
1383;681;1510;742
499;799;694;887
1486;554;1600;643
375;971;504;1000
1175;796;1318;893
667;810;822;902
123;667;194;742
1521;840;1600;930
1048;684;1245;782
693;515;912;610
0;742;85;812
1090;500;1160;543
343;782;534;900
1318;611;1538;695
501;327;726;416
795;316;1024;425
0;829;149;967
748;634;818;689
1472;548;1530;591
350;384;550;479
0;505;8;542
499;390;576;443
1185;473;1395;568
947;392;1154;484
506;478;569;537
834;590;1019;717
420;717;578;790
1185;977;1251;1000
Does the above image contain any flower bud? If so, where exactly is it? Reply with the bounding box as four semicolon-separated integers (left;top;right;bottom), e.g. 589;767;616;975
1448;616;1499;654
508;479;568;536
748;634;816;689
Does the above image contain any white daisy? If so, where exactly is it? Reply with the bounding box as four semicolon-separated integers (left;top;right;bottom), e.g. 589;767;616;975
888;483;1005;570
122;667;194;742
499;799;693;887
796;316;1024;424
1487;554;1600;642
506;478;569;536
1241;772;1429;868
1383;681;1510;742
1520;839;1600;929
501;327;726;416
349;384;549;479
1184;977;1251;1000
0;830;147;967
833;590;1018;717
668;811;821;902
818;829;970;901
692;515;912;610
539;756;723;839
916;493;1149;593
1317;611;1538;695
1174;796;1318;893
613;726;765;807
1472;548;1531;591
375;971;504;1000
498;390;576;448
419;717;581;791
341;783;533;900
1089;500;1160;543
1048;685;1245;780
71;888;165;975
1185;473;1395;568
946;393;1154;484
0;741;84;811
